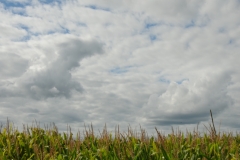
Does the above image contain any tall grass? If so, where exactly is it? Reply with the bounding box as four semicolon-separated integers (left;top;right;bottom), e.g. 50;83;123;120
0;110;239;159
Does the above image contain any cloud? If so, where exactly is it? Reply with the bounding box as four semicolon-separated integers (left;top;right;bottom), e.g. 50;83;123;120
0;24;27;40
0;52;28;78
0;37;103;99
140;72;233;126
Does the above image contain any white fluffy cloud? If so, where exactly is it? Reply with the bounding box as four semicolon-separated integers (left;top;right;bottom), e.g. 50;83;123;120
141;71;233;125
0;0;240;134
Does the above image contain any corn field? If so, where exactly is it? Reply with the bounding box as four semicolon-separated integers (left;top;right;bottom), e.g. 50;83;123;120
0;112;239;159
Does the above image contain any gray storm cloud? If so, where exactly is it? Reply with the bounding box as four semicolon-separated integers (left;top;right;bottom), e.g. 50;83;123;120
0;38;103;99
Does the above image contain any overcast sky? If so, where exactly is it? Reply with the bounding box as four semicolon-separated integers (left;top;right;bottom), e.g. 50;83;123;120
0;0;240;135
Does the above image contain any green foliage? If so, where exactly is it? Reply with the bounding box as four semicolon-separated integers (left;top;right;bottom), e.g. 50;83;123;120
0;121;239;159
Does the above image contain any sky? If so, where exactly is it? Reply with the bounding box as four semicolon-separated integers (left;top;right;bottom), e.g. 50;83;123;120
0;0;240;135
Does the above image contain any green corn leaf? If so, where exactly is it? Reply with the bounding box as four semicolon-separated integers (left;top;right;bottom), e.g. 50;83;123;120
27;153;35;160
160;144;170;160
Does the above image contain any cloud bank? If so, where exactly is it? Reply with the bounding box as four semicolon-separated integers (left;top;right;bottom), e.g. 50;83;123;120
0;0;240;134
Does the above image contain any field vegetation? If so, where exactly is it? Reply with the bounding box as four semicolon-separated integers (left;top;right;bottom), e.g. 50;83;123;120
0;110;239;159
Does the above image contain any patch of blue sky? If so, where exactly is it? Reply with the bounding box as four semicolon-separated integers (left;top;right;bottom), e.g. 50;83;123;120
85;5;111;12
46;30;58;35
159;77;170;84
76;22;87;27
11;26;31;41
185;20;195;28
139;23;157;38
1;1;28;8
38;0;63;5
17;34;31;42
10;7;26;16
145;23;158;29
104;23;112;27
58;25;71;34
110;66;133;74
18;23;70;36
149;35;157;41
18;24;29;31
110;67;128;74
185;42;190;49
61;28;70;34
176;78;189;84
228;39;234;44
218;27;226;33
